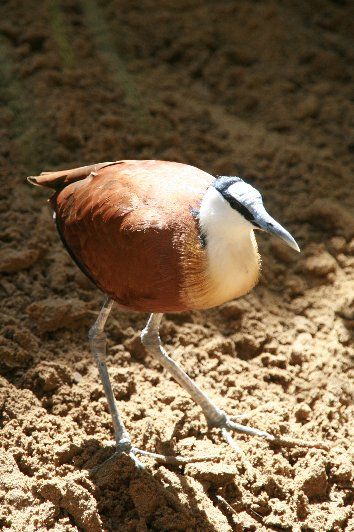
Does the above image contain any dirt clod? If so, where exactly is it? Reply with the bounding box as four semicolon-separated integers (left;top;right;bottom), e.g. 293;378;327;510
295;454;329;501
184;461;238;485
0;247;39;273
26;297;91;332
303;250;337;277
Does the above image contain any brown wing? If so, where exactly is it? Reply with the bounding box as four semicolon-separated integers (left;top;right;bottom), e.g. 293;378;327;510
28;161;119;189
50;160;214;312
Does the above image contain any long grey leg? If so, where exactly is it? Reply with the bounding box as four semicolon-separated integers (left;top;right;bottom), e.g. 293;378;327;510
89;299;223;469
141;314;329;451
88;297;133;455
141;313;226;427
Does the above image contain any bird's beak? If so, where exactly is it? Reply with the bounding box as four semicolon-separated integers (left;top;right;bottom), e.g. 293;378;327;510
251;203;300;252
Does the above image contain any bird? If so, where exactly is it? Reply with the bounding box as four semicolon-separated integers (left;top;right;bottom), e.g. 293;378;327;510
28;159;324;468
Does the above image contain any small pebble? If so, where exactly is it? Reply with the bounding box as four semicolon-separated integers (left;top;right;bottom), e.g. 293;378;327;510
295;403;311;423
303;251;337;276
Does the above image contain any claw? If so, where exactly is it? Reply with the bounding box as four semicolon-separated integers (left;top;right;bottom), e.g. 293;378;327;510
221;428;257;478
129;451;145;470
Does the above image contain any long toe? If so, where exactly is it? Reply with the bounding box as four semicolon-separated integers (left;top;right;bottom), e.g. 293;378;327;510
207;411;329;451
90;449;145;474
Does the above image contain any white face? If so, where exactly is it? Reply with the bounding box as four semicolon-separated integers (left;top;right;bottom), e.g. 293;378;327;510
198;186;253;236
199;177;300;252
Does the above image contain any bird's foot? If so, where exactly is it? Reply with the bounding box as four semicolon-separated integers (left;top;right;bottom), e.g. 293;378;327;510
90;437;145;473
206;409;330;453
90;437;219;474
198;409;330;478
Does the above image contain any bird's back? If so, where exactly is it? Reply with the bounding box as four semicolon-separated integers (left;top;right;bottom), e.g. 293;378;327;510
30;160;214;312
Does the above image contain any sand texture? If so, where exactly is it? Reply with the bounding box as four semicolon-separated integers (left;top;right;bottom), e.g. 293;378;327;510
0;0;353;530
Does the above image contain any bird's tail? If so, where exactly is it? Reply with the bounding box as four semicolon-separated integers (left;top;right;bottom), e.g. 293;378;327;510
27;161;119;190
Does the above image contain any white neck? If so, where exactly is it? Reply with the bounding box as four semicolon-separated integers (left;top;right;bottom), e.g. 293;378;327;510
198;187;260;306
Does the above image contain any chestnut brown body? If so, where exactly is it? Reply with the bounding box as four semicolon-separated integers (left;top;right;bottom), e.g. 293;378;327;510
31;160;215;312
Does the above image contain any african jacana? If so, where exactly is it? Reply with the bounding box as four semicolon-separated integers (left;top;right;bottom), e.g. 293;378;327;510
28;160;323;468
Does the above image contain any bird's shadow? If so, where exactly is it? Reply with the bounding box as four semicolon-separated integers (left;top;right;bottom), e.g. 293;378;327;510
66;438;232;531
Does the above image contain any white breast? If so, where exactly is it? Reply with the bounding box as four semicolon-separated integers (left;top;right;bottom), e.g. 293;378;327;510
198;187;260;307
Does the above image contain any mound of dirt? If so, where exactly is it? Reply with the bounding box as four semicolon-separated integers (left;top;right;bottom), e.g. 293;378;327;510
0;0;353;530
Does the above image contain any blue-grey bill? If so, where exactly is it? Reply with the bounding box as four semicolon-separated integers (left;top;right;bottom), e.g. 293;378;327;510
252;205;300;252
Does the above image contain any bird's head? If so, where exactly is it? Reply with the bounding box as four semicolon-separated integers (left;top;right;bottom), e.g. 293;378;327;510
199;176;300;252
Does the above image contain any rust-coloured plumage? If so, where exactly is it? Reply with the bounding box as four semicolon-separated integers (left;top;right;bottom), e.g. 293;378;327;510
30;160;214;312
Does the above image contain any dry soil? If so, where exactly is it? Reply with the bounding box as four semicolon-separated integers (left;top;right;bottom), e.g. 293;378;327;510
0;1;353;531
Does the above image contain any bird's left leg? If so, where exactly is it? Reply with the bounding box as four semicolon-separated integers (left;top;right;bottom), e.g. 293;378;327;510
88;296;144;469
141;313;329;453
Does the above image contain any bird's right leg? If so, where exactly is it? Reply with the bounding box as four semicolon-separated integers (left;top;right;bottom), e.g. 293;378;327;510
141;313;329;457
88;296;144;469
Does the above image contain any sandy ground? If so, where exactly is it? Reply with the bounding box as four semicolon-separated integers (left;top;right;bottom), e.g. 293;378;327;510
0;0;353;530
